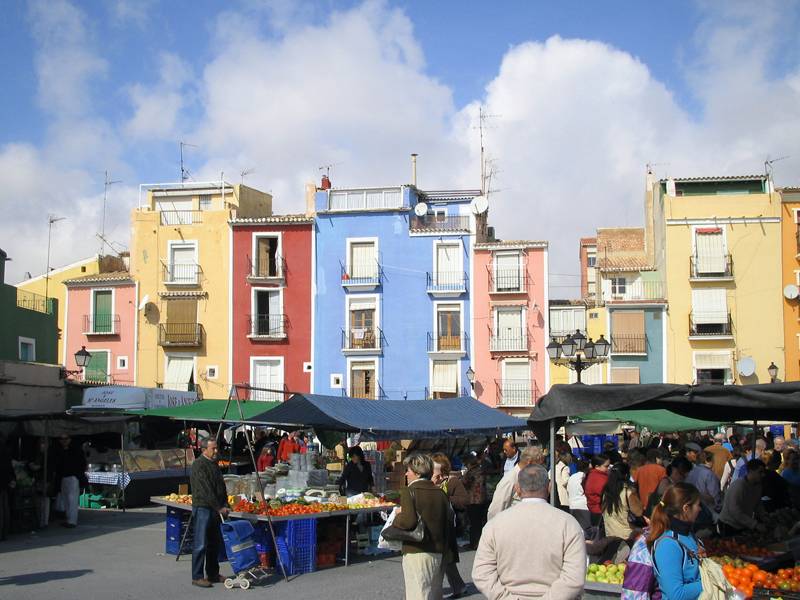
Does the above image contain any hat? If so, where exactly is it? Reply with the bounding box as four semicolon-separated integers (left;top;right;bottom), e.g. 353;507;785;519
685;442;702;453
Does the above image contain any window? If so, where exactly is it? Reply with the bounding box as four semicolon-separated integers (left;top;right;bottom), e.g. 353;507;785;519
198;195;212;211
431;360;458;398
164;355;194;391
92;290;113;333
549;307;585;338
348;241;378;280
434;242;462;289
206;365;218;379
85;350;109;382
164;298;198;344
494;252;522;292
117;356;128;370
587;254;596;267
18;337;35;362
350;360;377;399
610;310;646;354
167;242;198;284
328;188;402;211
434;208;447;222
501;360;531;405
347;296;378;349
493;308;525;350
253;289;283;336
253;235;280;278
436;304;462;351
330;374;343;388
691;289;729;334
157;198;194;225
611;277;627;297
694;228;726;275
611;367;640;384
694;352;732;385
251;358;284;401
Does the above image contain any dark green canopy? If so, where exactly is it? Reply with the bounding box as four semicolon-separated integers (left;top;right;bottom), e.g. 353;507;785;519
574;409;724;433
130;399;279;422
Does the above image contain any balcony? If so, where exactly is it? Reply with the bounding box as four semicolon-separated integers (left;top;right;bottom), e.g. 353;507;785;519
689;313;733;339
495;379;538;407
158;322;204;347
247;255;285;285
610;333;647;355
344;382;385;400
160;210;203;226
341;327;382;353
603;280;665;303
426;271;467;296
242;383;289;402
489;269;528;294
83;314;120;335
163;262;201;285
340;261;381;289
427;331;468;356
690;255;733;281
16;289;53;314
490;328;529;352
410;214;470;233
247;314;287;339
328;188;402;212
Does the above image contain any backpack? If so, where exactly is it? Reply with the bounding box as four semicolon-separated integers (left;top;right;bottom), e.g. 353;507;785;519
622;530;698;600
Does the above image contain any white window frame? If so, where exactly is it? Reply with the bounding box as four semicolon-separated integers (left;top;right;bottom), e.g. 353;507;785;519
793;209;800;224
250;232;283;278
163;353;197;390
611;276;627;296
250;287;285;336
433;207;447;222
117;356;128;370
206;365;218;379
198;195;212;211
691;351;733;385
500;358;532;404
18;336;36;362
493;250;524;292
428;358;461;398
690;224;728;256
345;237;379;276
493;306;526;333
166;239;198;284
330;373;343;389
88;287;116;333
84;347;112;383
347;357;379;398
433;300;464;352
249;356;285;401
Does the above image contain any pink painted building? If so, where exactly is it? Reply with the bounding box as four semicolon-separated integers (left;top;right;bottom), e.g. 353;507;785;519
473;241;548;416
63;272;137;385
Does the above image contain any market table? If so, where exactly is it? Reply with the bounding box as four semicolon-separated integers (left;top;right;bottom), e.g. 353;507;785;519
150;497;396;568
584;581;622;600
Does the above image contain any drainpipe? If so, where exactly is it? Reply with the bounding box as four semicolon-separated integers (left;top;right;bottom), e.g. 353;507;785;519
411;154;418;187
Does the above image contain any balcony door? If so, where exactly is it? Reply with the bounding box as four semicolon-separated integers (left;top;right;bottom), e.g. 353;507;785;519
251;358;283;401
435;243;460;288
254;289;281;335
495;252;521;291
164;355;194;391
431;360;458;399
349;241;377;280
256;236;279;277
350;361;377;399
169;243;197;284
502;360;530;404
437;305;461;351
349;297;376;349
92;290;113;333
84;350;109;383
165;299;198;344
495;308;524;349
695;228;726;274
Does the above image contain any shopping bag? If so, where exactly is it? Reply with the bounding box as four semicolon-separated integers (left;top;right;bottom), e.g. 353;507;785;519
377;508;403;551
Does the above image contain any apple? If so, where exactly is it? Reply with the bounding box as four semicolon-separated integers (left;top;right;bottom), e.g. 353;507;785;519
597;565;608;574
588;565;599;573
586;574;597;582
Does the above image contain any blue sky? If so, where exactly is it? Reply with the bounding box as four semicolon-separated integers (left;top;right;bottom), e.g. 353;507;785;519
1;0;799;292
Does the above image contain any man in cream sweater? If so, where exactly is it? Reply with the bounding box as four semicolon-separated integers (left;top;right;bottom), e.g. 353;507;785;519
473;465;586;600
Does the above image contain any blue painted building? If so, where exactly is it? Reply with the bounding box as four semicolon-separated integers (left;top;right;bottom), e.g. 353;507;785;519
311;184;481;400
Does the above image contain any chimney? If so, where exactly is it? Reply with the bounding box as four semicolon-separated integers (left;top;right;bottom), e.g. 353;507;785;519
320;174;331;190
305;182;317;217
411;153;418;187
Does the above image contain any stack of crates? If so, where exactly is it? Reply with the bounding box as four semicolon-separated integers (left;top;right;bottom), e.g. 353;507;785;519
577;435;618;457
165;507;193;555
364;450;386;494
274;519;316;575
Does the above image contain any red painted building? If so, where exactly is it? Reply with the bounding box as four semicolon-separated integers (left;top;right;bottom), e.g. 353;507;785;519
230;215;313;400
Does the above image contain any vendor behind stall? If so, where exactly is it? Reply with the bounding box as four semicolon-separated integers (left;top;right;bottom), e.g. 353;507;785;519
718;459;767;536
338;446;374;497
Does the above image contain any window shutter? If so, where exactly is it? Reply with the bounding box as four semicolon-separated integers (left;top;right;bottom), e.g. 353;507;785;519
166;299;197;323
85;351;109;382
695;230;725;273
694;352;732;370
691;289;727;323
351;242;376;278
611;311;645;336
93;290;113;333
611;367;640;384
432;361;458;393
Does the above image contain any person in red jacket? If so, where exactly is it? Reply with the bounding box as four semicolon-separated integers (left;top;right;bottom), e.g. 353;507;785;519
276;432;299;463
584;453;611;526
256;447;275;471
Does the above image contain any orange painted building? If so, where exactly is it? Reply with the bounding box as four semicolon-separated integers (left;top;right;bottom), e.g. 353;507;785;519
781;187;800;381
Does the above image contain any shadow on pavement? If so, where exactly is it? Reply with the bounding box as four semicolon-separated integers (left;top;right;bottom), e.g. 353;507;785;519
0;569;94;586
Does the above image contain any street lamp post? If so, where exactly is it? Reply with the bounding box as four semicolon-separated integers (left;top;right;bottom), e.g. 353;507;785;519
547;330;610;383
60;346;92;379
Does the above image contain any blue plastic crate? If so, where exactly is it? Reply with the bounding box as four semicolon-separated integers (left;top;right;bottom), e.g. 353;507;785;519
273;519;316;575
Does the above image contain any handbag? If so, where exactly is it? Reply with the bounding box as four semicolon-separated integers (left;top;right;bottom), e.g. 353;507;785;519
380;488;425;543
627;489;647;528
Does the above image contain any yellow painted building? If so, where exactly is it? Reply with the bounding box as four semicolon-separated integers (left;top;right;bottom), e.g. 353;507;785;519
780;188;800;381
653;175;783;385
130;182;271;397
16;254;126;364
547;301;609;387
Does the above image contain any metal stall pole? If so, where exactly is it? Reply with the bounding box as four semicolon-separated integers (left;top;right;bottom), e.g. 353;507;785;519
43;419;49;528
752;418;758;459
119;430;126;513
549;419;557;506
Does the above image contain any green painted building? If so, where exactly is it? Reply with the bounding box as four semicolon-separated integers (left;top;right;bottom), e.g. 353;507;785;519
0;249;59;364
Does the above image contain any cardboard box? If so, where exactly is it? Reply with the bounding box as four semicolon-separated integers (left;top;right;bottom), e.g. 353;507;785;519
178;484;189;495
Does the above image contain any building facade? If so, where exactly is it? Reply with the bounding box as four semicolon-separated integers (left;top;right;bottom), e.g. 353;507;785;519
63;272;137;385
579;237;597;303
655;175;783;385
311;184;480;401
130;182;271;397
780;187;800;381
230;215;314;401
473;241;548;414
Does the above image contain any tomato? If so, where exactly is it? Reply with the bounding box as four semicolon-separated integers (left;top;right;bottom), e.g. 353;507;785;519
752;571;767;585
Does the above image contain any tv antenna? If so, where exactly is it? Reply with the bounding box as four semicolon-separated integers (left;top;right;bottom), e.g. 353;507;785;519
474;106;500;194
240;168;255;184
765;155;789;178
180;141;198;182
45;215;66;301
100;170;121;254
318;162;342;177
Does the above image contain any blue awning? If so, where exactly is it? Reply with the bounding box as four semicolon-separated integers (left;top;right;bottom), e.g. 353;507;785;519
246;394;528;439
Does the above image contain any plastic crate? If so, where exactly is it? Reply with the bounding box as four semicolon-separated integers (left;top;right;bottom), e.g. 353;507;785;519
273;519;317;575
753;588;800;600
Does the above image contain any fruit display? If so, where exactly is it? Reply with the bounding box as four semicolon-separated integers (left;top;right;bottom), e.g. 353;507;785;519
164;493;192;505
229;497;395;517
585;562;626;585
715;561;800;598
704;539;779;559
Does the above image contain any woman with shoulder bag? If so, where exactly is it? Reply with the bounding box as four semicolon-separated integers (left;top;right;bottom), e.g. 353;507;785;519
602;462;645;543
432;453;467;599
392;453;454;600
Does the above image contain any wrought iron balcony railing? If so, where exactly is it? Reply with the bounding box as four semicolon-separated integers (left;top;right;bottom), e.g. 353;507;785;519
610;333;647;354
495;379;538;406
158;322;203;346
426;331;469;353
163;262;201;285
341;327;382;352
410;214;470;232
689;313;733;337
160;210;203;225
490;327;529;352
340;261;381;286
426;271;467;294
489;269;528;293
247;254;286;281
248;314;287;338
690;255;733;279
83;314;121;335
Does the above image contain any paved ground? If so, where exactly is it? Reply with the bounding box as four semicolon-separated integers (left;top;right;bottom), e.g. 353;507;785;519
0;507;484;600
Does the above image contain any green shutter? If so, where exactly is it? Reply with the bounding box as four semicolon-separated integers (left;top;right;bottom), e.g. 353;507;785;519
85;351;109;382
93;291;113;333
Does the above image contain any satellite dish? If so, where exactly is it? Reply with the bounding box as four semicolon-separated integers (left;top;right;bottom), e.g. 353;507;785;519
413;202;428;217
471;195;489;215
784;284;799;300
737;356;756;377
138;294;150;311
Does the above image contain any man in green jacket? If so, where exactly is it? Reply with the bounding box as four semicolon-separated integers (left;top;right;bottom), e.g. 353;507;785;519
190;438;229;588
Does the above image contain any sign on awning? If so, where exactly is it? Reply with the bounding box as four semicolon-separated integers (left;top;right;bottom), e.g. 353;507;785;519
79;386;197;411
